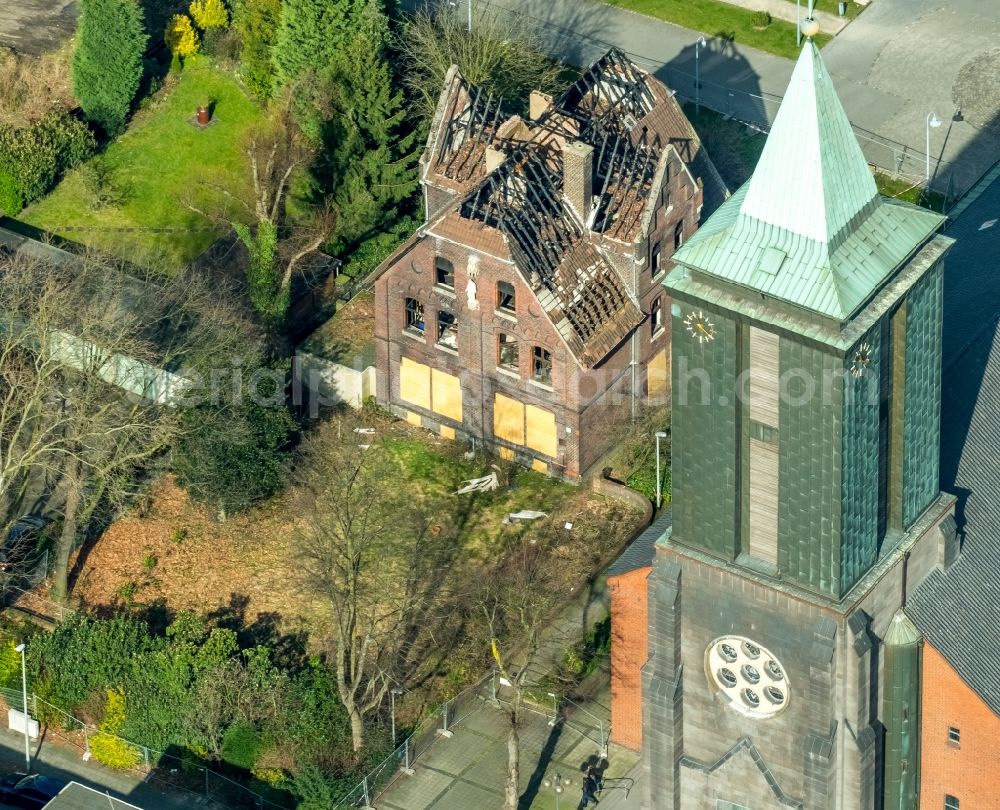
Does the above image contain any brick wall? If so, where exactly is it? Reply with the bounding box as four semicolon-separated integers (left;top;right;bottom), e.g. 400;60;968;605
919;641;1000;810
609;566;650;751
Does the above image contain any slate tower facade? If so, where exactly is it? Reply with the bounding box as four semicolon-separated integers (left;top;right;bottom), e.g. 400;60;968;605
642;39;957;809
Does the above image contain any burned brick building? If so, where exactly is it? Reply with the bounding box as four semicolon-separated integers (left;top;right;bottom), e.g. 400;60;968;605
371;49;726;478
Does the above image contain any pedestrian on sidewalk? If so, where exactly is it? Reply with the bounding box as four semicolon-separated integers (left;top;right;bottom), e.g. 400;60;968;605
579;770;600;807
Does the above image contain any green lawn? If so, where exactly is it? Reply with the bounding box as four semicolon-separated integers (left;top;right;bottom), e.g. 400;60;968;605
22;61;265;270
602;0;831;59
787;0;864;19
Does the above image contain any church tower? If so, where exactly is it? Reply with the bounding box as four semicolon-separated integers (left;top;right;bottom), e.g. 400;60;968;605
642;36;957;809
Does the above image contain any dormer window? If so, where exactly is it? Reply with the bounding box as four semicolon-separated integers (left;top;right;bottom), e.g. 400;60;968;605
435;257;454;289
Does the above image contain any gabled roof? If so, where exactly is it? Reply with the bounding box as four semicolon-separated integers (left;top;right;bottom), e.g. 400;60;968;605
669;41;946;322
904;170;1000;716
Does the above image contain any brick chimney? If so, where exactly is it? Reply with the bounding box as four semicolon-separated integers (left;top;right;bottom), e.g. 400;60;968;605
529;90;553;121
562;141;594;224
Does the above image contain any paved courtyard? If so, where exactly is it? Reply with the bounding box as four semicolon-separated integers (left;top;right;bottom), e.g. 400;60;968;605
0;0;77;55
376;685;639;810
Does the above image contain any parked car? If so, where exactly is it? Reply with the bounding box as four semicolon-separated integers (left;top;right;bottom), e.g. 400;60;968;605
0;772;67;808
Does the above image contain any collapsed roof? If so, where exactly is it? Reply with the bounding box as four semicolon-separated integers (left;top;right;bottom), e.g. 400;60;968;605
422;48;724;368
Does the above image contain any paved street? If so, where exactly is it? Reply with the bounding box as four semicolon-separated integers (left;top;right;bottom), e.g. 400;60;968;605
464;0;1000;197
0;726;220;810
0;0;76;55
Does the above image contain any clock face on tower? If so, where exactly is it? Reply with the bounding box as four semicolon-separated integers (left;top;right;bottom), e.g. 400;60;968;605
706;636;789;718
850;341;872;378
684;310;717;343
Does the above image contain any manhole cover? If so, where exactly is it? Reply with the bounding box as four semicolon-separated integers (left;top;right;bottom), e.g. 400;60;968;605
953;49;1000;132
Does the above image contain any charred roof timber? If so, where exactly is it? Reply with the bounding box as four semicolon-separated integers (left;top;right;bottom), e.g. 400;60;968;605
434;74;508;183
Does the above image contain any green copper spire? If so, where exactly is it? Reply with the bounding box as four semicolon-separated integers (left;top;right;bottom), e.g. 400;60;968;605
741;41;877;245
670;41;946;322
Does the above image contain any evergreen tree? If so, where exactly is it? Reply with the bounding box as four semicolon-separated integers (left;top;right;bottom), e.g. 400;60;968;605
72;0;148;137
233;0;282;99
321;5;420;249
272;0;367;86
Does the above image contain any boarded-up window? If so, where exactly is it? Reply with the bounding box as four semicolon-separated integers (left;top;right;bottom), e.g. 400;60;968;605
399;356;431;410
399;357;462;421
525;404;557;457
494;393;525;445
431;368;463;421
647;347;669;400
748;438;779;564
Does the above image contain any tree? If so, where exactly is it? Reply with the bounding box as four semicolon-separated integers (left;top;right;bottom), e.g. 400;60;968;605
0;249;257;602
172;384;298;518
481;532;562;810
72;0;148;136
400;3;566;117
297;418;450;752
272;0;367;87
190;0;229;30
165;14;201;61
190;104;334;330
233;0;282;98
317;7;420;250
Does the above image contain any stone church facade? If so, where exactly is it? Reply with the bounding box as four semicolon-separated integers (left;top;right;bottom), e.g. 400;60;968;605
636;36;957;810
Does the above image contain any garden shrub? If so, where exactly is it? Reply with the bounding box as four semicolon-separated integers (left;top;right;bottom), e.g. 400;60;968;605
166;14;201;60
223;722;263;770
0;169;23;216
190;0;229;30
0;111;96;213
233;0;282;99
0;641;20;689
73;0;148;137
90;689;142;770
750;10;772;27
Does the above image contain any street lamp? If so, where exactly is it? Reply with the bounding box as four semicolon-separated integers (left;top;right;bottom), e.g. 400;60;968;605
655;431;668;509
543;772;569;810
546;691;559;726
925;112;942;185
390;687;404;748
694;36;707;109
15;643;29;772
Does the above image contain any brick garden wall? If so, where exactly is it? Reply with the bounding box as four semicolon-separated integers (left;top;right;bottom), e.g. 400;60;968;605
608;566;650;751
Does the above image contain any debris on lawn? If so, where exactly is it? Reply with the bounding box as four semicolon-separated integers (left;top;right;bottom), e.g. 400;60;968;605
502;510;548;524
455;472;499;494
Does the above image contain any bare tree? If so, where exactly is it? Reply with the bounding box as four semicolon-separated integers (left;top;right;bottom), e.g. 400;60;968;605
399;3;567;116
297;417;449;753
0;248;258;601
189;99;334;329
481;532;563;810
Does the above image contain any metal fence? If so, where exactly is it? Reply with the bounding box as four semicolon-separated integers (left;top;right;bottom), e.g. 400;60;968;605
332;670;495;809
0;688;290;810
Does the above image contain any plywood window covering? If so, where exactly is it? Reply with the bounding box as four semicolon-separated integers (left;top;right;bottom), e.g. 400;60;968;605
431;368;463;422
497;280;516;313
405;298;424;334
435;257;454;288
647;347;669;399
399;357;462;421
747;438;779;564
748;327;780;427
399;356;431;410
497;333;519;372
493;393;525;445
525;404;557;457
